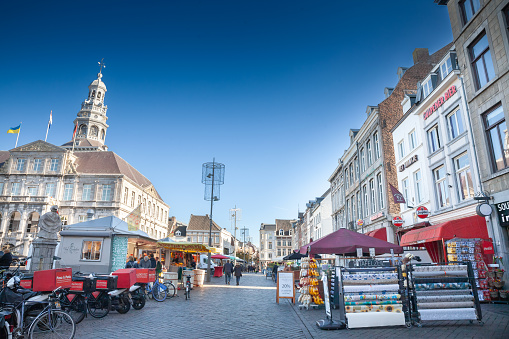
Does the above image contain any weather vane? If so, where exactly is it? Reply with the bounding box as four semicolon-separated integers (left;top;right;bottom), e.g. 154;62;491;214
98;58;106;75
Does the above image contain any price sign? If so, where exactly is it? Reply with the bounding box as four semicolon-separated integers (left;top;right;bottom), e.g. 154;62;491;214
369;247;376;257
356;248;363;258
277;272;295;304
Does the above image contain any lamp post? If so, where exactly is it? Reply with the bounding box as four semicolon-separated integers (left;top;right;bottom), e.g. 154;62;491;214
202;159;225;282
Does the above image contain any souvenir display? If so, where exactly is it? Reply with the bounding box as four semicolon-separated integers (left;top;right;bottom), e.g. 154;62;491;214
298;257;323;308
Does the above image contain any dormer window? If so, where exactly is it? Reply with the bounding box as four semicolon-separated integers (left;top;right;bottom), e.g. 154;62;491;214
279;229;284;236
440;57;453;80
422;78;433;98
175;230;181;236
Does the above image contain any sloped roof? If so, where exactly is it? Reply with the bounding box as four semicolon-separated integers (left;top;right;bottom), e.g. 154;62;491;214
0;151;9;168
187;214;221;231
275;219;294;232
60;216;153;240
61;139;104;147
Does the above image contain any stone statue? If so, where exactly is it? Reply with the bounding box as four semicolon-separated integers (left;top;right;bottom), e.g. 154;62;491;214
37;206;62;241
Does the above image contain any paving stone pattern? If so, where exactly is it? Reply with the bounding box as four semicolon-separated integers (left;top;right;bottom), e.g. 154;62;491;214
75;273;509;338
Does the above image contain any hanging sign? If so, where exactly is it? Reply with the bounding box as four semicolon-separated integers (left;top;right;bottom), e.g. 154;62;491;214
416;206;429;219
392;216;404;227
495;200;509;227
476;203;493;217
356;248;363;258
356;219;364;227
369;248;376;257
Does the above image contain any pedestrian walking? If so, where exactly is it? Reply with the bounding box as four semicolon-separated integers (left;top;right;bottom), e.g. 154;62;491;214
233;263;242;285
155;257;163;278
140;255;151;268
272;263;278;283
125;256;139;268
149;253;156;268
223;260;233;285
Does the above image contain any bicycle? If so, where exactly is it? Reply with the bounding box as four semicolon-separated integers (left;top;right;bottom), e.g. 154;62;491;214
184;275;192;300
2;286;76;338
162;280;176;299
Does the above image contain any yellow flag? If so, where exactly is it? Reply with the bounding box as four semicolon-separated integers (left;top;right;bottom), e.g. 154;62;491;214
126;205;142;231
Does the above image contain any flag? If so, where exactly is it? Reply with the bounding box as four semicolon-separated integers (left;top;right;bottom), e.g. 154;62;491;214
72;123;77;140
7;124;21;134
126;205;142;231
48;111;52;129
389;184;406;204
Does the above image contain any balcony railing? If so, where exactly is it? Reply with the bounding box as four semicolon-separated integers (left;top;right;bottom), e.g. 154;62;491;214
0;195;51;204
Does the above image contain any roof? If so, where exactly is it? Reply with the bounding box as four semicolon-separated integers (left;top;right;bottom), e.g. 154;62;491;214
260;223;276;230
275;219;293;232
187;214;221;231
74;151;162;199
61;139;104;147
0;151;10;168
60;216;154;240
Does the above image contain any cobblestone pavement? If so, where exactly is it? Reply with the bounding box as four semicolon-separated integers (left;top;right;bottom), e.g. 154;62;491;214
75;273;509;338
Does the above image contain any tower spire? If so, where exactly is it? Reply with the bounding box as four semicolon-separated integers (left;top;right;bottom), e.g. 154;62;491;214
98;58;106;77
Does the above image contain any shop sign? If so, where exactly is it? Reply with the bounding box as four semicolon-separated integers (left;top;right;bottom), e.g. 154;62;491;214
416;206;429;219
356;219;364;227
399;155;418;172
476;203;493;217
392;216;404;227
495;200;509;227
482;241;494;255
370;211;384;221
423;85;457;120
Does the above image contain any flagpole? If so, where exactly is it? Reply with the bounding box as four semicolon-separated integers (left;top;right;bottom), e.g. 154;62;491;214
45;110;52;142
15;122;21;148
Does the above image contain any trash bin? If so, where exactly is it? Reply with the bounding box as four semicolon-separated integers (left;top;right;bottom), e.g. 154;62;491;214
194;269;205;287
163;272;178;287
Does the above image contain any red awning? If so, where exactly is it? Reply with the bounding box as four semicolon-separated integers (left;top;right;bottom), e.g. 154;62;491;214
400;215;489;246
366;227;387;241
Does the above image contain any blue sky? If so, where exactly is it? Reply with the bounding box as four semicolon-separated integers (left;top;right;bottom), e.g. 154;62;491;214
0;1;453;245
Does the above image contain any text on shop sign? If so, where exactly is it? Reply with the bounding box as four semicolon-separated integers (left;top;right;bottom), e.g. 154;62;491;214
423;85;457;120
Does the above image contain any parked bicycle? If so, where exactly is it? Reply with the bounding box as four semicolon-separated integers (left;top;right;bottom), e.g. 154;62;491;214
143;278;167;302
184;275;192;300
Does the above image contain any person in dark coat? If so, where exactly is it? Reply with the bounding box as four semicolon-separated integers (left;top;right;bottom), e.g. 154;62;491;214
0;248;13;268
272;263;279;283
125;256;139;268
140;256;151;268
223;260;233;285
149;254;156;268
233;263;242;285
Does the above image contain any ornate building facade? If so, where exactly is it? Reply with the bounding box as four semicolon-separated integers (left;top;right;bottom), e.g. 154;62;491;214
0;70;170;255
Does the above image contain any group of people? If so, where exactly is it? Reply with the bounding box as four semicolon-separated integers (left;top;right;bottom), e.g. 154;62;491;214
222;260;243;285
125;253;163;276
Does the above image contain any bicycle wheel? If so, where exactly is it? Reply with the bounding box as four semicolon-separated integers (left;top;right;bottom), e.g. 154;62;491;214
116;296;130;314
87;292;111;319
152;283;167;302
164;282;176;298
132;296;145;310
28;309;76;339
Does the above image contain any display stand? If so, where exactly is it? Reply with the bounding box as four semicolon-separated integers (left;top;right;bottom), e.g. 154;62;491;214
342;266;406;329
409;261;483;325
316;269;346;330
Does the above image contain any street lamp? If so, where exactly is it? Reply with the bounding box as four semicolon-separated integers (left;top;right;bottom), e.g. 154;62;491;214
202;158;225;282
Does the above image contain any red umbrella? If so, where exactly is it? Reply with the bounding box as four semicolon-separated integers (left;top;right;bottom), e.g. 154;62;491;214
300;228;403;256
211;254;230;260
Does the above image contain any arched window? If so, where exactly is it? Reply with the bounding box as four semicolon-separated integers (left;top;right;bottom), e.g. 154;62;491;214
8;211;21;233
289;229;292;236
26;212;40;233
97;92;101;99
175;230;181;236
91;90;96;98
90;126;99;137
78;124;87;136
279;229;284;236
100;129;105;140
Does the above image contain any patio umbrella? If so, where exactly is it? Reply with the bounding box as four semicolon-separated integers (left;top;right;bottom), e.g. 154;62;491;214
211;254;230;260
283;251;307;260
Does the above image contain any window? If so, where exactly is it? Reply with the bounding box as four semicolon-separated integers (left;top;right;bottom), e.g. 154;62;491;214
469;33;495;90
346;199;351;222
101;184;112;201
414;170;423;203
16;159;26;171
82;184;92;201
0;183;4;195
27;186;38;196
422;78;433;98
78;215;86;223
434;165;450;208
398;141;405;159
288;240;292;247
33;159;42;172
123;188;128;204
374;132;380;159
63;184;73;200
345;169;349;189
402;178;409;207
360;148;366;172
363;185;368;217
45;183;56;198
428;125;441;153
349;163;354;185
455;153;474;201
277;249;281;256
60;215;68;226
131;191;135;207
409;131;416;150
81;240;102;261
198;235;202;242
440;57;453;80
11;182;21;196
460;0;480;23
215;236;219;243
268;242;272;250
484;105;509;171
377;173;384;209
448;108;465;140
352;196;356;221
367;140;372;166
357;191;361;219
268;253;272;259
50;159;60;171
370;179;376;213
354;157;359;180
277;240;281;247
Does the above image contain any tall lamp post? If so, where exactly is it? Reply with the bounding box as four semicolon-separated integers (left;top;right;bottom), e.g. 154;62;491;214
202;158;225;282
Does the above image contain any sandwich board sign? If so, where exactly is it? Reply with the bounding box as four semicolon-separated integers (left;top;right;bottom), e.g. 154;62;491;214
276;272;295;304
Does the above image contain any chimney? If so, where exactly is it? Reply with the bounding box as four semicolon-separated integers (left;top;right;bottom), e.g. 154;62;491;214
412;48;429;64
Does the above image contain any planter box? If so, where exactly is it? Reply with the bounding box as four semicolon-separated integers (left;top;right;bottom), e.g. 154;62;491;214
95;275;117;290
33;268;72;292
112;268;136;288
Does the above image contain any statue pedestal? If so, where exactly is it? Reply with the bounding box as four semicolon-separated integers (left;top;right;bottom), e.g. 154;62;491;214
30;238;58;272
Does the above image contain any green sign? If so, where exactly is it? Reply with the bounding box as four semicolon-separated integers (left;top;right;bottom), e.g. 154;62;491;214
111;236;128;272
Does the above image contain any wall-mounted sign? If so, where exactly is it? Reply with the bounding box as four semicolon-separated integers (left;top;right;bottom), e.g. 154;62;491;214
356;248;363;258
392;216;404;227
399;155;418;172
370;211;385;221
416;206;429;219
482;241;494;255
356;219;364;227
495;200;509;227
369;248;376;257
476;203;493;217
423;85;457;120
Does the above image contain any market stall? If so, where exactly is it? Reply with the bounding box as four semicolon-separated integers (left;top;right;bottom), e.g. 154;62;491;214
211;254;230;277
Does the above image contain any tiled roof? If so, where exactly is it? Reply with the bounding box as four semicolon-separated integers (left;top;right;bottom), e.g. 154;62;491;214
275;219;294;232
62;139;104;147
187;214;221;231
